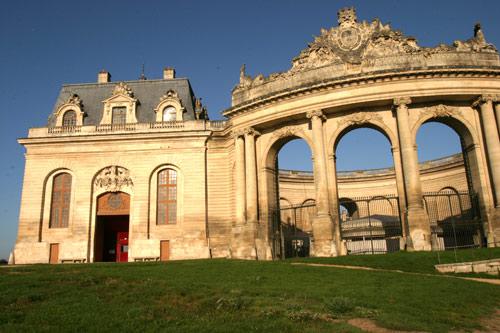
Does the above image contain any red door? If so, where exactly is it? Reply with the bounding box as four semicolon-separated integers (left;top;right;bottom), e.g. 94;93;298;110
116;232;129;262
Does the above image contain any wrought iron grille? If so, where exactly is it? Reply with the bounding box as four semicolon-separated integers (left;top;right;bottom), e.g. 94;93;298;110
423;191;484;250
339;195;403;255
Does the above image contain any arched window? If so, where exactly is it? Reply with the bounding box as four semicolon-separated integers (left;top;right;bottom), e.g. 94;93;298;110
62;110;76;127
162;106;177;122
157;169;177;224
50;173;72;228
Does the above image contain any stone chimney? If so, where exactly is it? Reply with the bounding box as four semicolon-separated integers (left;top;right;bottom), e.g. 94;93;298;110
98;70;111;83
163;67;175;79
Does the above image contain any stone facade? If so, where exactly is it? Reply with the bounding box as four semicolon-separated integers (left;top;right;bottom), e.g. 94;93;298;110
13;7;500;263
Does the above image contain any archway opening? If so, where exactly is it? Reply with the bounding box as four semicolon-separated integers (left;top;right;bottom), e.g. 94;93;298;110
94;192;130;262
335;127;402;254
417;121;484;249
274;138;314;258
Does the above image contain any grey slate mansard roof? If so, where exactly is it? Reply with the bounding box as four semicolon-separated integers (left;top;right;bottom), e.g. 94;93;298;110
48;78;198;126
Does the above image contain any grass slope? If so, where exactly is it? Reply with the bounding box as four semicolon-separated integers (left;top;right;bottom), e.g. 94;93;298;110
1;254;499;332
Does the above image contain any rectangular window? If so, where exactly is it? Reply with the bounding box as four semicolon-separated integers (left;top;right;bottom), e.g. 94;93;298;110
112;107;127;125
157;169;177;225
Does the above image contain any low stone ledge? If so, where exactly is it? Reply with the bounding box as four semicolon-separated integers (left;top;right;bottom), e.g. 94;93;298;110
60;258;86;264
133;257;160;262
435;259;500;275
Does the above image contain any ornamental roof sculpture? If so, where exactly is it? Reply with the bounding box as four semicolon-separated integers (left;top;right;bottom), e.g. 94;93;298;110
235;7;497;91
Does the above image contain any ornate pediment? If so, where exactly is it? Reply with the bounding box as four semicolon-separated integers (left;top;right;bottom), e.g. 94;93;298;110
94;166;133;192
235;7;497;90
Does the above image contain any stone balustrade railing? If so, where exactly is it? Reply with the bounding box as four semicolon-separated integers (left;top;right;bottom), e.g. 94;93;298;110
34;120;229;138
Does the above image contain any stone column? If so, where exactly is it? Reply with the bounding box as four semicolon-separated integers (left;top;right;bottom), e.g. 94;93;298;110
474;95;500;207
244;127;260;224
392;146;408;246
306;110;335;256
394;97;431;251
234;132;246;225
327;152;341;255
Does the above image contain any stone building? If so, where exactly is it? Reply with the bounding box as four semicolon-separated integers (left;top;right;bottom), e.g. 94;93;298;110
13;8;500;263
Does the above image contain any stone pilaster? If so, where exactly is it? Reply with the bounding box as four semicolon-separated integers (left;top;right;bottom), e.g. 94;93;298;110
306;110;335;256
244;127;260;224
394;97;431;251
234;131;246;225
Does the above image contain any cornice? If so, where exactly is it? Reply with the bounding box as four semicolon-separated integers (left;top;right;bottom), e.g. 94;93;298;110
223;67;500;118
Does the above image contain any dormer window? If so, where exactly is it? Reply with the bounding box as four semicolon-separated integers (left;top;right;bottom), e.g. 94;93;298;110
162;106;177;122
100;82;138;125
62;110;77;127
154;90;185;122
53;94;84;127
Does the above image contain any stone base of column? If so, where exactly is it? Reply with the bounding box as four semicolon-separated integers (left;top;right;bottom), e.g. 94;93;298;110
406;207;432;251
230;224;257;260
311;215;338;257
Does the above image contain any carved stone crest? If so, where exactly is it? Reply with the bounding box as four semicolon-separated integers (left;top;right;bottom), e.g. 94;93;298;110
272;126;303;139
341;112;383;126
94;166;133;192
66;94;82;106
424;104;459;118
160;89;180;102
112;82;133;97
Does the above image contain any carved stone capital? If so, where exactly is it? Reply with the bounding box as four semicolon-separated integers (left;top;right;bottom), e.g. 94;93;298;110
232;129;246;139
306;110;326;121
393;97;412;107
472;94;497;108
243;127;261;137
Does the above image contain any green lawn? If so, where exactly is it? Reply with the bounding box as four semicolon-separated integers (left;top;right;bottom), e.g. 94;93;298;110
1;252;499;332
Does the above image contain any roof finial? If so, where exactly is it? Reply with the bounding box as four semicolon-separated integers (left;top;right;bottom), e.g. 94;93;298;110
139;63;147;80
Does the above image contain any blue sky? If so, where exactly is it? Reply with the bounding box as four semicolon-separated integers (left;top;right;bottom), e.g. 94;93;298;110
1;0;499;259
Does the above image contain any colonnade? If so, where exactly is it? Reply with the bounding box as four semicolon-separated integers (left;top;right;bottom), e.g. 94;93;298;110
232;94;500;258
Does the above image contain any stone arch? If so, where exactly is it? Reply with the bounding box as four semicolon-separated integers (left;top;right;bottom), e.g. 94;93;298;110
260;129;315;258
338;197;359;220
411;106;478;148
88;165;134;262
412;107;482;195
328;113;398;154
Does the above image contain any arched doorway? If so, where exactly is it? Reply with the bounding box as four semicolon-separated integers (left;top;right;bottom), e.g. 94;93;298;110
94;192;130;262
266;136;315;259
335;127;403;254
417;120;485;250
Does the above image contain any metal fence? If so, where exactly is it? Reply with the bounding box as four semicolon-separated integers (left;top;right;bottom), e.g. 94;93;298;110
423;191;485;250
274;202;316;258
339;195;403;255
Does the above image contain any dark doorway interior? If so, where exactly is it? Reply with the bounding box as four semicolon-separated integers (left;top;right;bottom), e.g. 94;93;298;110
94;215;129;262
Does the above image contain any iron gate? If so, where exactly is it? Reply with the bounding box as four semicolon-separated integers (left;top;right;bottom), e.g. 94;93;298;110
273;202;316;259
339;195;403;255
423;191;485;250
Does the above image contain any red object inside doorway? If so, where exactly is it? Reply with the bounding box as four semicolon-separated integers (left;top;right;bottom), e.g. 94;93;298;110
116;231;129;262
